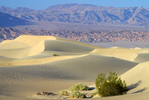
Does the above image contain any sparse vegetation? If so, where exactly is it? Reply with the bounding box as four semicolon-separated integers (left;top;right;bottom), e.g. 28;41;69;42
91;91;99;97
68;83;90;91
60;90;68;96
36;91;55;96
69;90;85;98
36;92;41;95
95;71;129;97
53;54;59;56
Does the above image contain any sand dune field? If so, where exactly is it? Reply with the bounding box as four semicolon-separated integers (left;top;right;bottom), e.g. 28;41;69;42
0;35;149;100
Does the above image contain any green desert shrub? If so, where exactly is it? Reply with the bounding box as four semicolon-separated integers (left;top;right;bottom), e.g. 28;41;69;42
91;91;99;97
68;83;90;91
69;90;85;98
53;54;59;56
95;71;129;97
60;90;68;96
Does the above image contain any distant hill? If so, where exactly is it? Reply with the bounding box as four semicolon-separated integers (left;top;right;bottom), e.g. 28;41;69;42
1;27;149;43
146;7;149;11
0;11;33;27
0;4;149;26
0;27;30;41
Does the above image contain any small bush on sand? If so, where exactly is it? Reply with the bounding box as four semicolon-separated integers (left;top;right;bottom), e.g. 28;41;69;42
68;83;90;91
69;90;85;98
91;91;99;97
36;92;41;95
60;90;68;96
36;91;55;96
53;54;59;56
95;71;129;97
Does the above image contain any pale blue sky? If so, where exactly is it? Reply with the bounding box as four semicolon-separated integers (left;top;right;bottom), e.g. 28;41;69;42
0;0;149;10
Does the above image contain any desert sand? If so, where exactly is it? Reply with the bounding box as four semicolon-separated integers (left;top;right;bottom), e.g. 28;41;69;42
0;35;149;100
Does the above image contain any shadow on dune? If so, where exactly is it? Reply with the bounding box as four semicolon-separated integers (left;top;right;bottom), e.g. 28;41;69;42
128;80;142;90
128;80;148;94
89;87;95;90
134;53;149;63
133;87;148;94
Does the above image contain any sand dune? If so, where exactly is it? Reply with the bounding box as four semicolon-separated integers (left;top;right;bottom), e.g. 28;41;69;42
134;53;149;63
57;37;101;49
0;35;94;59
15;35;56;46
0;47;31;58
44;40;94;52
0;35;149;100
27;41;45;57
91;48;148;61
0;40;29;49
121;62;149;94
0;54;89;66
47;54;137;79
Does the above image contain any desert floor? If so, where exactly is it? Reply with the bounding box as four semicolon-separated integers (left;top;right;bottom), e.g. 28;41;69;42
0;35;149;100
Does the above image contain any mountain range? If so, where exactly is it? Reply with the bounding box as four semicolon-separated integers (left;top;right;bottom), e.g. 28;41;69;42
0;4;149;27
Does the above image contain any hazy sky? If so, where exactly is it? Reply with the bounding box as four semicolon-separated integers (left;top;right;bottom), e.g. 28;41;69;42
0;0;149;10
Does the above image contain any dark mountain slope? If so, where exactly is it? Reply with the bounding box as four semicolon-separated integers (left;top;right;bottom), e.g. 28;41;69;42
0;12;34;27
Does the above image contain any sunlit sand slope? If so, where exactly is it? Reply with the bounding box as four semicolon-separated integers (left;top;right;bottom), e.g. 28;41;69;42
0;47;31;58
0;54;88;66
48;54;138;79
0;41;29;49
121;62;149;94
15;35;56;46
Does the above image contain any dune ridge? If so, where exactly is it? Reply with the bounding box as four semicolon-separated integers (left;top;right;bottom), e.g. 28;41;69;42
134;53;149;63
91;48;148;61
15;35;56;46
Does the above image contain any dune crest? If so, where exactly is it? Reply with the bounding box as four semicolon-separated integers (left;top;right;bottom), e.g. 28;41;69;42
15;35;56;46
91;48;148;61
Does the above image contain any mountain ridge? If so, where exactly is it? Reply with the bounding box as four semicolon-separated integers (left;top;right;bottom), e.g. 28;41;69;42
0;4;149;26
